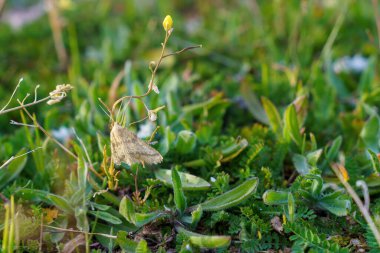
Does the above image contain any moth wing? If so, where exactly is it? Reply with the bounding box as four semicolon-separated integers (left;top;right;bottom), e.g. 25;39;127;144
133;137;163;164
110;126;126;166
110;123;163;166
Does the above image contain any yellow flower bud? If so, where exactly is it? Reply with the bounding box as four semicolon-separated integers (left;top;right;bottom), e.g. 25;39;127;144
162;15;173;31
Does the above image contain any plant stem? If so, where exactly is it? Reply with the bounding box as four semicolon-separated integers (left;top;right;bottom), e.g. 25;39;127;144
0;97;50;116
331;163;380;247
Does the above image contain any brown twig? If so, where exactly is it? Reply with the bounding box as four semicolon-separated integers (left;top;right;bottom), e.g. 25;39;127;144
110;30;171;119
0;96;50;116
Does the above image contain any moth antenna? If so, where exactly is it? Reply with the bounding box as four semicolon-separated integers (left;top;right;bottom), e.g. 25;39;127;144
98;98;113;122
98;103;112;120
129;116;148;126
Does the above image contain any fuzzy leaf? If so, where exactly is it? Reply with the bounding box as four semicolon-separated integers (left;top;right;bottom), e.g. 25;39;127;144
195;177;258;211
89;211;122;224
119;196;136;224
283;104;302;147
135;212;166;227
176;226;231;249
116;231;138;252
174;130;197;154
262;96;283;136
155;169;210;191
263;190;289;205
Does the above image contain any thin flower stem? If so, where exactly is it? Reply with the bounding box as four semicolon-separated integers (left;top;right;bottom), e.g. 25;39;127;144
162;45;202;59
18;102;78;160
72;128;103;179
0;96;50;116
111;31;170;118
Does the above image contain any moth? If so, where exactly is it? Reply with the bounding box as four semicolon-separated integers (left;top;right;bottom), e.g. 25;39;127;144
110;123;163;167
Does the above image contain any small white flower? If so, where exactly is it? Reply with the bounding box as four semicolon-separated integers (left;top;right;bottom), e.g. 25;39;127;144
148;110;157;121
210;177;216;182
137;122;155;139
52;126;73;143
333;54;369;74
47;84;73;105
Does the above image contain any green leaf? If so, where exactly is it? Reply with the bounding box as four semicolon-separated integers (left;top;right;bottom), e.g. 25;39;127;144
172;168;187;214
283;104;302;147
240;81;269;124
155;169;210;191
75;207;89;232
359;56;376;94
361;117;380;152
47;195;74;214
0;148;28;190
221;138;248;162
116;231;138;252
306;149;323;166
135;212;166;227
261;97;283;136
135;239;151;253
119;196;136;224
318;191;350;216
191;205;203;227
288;193;295;222
176;226;230;249
89;211;122;225
368;149;380;175
292;154;311;175
195;177;258;211
325;136;343;162
263;190;289;205
174;130;197;154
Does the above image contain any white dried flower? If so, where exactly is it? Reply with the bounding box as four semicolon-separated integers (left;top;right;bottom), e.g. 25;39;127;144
47;84;73;105
148;110;157;121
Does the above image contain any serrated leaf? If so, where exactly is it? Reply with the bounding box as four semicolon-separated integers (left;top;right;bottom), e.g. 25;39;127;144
155;169;210;191
195;177;258;211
